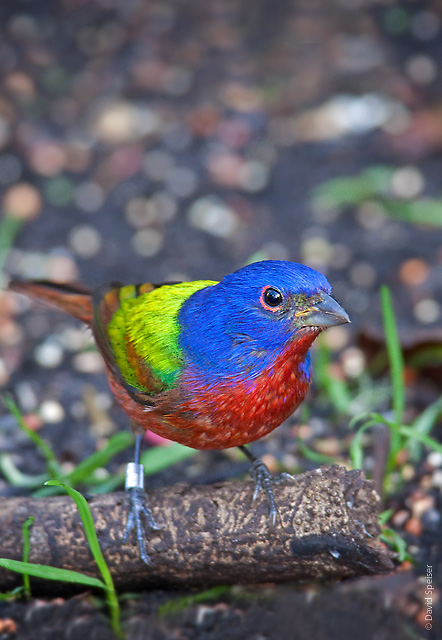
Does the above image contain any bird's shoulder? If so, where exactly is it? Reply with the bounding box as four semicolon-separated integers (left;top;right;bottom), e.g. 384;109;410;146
92;279;217;401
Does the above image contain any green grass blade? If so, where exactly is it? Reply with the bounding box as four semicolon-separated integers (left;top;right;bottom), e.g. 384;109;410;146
158;586;232;617
0;558;106;589
0;216;24;274
397;426;442;456
314;342;353;414
141;441;197;474
3;395;62;478
380;529;412;563
380;287;405;470
45;480;123;638
409;345;442;369
22;516;34;598
85;473;127;494
65;431;133;486
296;440;339;465
349;417;384;469
383;199;442;227
91;441;198;493
407;395;442;461
378;509;393;526
44;482;106;564
0;587;26;601
0;454;49;488
33;431;134;497
380;287;405;427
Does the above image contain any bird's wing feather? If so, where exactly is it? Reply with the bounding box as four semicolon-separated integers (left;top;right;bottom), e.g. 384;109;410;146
9;280;94;325
92;282;164;407
91;279;218;408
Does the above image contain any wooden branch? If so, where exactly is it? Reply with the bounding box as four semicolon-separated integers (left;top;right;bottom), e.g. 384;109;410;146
0;465;393;592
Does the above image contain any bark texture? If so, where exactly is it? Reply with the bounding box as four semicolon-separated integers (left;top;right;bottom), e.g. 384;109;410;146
0;465;393;592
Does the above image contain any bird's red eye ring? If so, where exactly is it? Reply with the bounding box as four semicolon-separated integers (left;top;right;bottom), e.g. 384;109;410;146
260;285;283;311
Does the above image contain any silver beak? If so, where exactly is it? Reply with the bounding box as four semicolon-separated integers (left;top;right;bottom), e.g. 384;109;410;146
298;292;350;328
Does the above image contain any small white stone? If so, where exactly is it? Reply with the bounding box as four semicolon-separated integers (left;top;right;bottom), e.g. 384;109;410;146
131;228;163;257
15;381;38;412
0;358;9;385
187;197;238;238
40;399;65;424
237;160;270;192
391;166;424;199
72;351;104;373
427;451;442;468
301;235;333;268
59;327;93;351
322;326;350;351
350;262;376;288
432;469;442;489
68;224;102;258
406;55;438;85
342;347;366;378
414;299;440;324
34;339;64;368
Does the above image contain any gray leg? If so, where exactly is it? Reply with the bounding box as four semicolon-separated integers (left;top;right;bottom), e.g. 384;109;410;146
122;434;162;564
239;445;294;527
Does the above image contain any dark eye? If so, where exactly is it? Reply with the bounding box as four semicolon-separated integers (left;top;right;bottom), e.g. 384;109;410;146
263;287;283;308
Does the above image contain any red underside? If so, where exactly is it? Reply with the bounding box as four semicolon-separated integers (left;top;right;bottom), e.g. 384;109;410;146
108;329;320;450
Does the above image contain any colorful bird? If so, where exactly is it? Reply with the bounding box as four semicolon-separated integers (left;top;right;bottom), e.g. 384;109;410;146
10;260;349;563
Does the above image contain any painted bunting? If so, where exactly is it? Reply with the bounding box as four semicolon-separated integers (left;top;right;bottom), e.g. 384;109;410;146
10;260;349;563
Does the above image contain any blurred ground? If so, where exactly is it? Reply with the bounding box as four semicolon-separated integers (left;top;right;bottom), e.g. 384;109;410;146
1;0;442;638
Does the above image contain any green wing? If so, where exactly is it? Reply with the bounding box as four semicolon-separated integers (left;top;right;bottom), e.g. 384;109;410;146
92;280;217;401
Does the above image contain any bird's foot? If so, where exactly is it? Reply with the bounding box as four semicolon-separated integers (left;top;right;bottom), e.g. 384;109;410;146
249;458;294;528
122;462;162;565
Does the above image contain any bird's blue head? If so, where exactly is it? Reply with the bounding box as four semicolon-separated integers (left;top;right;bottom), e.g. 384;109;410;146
178;260;349;382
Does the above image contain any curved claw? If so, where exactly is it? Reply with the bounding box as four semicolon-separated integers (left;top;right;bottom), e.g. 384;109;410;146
250;459;293;528
123;460;163;564
123;486;162;565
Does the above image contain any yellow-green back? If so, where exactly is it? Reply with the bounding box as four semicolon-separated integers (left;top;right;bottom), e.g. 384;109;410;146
106;280;217;391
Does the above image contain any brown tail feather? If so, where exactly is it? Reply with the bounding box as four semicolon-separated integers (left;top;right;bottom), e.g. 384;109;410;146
9;280;94;326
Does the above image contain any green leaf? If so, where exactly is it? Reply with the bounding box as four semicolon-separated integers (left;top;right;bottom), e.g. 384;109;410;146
141;441;197;474
159;586;232;617
314;342;353;414
312;176;372;209
296;441;339;465
407;395;442;461
311;166;394;210
0;559;106;589
33;431;134;497
378;509;393;526
380;287;405;470
362;166;395;193
0;454;49;488
383;199;442;227
45;481;123;638
0;216;25;275
83;441;198;496
0;586;26;601
45;482;108;575
65;431;133;486
348;412;378;430
380;529;412;563
22;516;34;598
398;426;442;456
2;395;62;478
349;417;384;469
